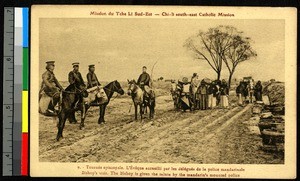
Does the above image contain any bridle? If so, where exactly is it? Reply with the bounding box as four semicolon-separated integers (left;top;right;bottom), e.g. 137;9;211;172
128;82;138;95
63;84;87;95
103;81;123;94
103;81;124;101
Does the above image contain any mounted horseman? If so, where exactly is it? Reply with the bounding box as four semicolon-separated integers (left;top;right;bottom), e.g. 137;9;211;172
68;62;85;87
137;66;151;94
39;61;64;115
128;66;155;120
86;64;101;89
67;62;86;123
137;66;155;116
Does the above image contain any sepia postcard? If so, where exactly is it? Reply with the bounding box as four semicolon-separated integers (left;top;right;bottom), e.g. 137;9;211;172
30;5;297;178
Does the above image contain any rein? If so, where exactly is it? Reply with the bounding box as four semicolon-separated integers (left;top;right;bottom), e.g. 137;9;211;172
62;84;86;94
102;81;123;101
128;83;139;96
103;81;122;93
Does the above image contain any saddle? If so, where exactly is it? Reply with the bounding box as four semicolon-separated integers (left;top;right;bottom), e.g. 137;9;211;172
39;92;62;116
84;86;108;105
141;86;155;102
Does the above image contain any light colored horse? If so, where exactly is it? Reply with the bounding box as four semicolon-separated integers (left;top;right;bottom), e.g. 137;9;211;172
127;79;155;120
127;79;144;120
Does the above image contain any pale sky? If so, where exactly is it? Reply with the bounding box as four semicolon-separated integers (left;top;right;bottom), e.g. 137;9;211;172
39;18;284;82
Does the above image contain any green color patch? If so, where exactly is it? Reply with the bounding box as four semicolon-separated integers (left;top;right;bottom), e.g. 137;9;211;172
23;48;28;90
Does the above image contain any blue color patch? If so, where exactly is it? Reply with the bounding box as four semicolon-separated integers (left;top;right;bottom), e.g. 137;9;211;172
22;8;28;47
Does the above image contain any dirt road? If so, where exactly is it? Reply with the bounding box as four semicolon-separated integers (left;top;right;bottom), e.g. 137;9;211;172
39;92;283;164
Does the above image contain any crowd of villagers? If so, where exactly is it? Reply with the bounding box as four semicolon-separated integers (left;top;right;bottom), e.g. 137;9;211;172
171;73;263;111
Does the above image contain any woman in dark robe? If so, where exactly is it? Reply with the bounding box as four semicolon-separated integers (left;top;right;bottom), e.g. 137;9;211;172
254;80;263;101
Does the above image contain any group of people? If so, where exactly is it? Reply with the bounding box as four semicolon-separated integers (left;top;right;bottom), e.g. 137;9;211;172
171;73;230;111
40;61;153;114
171;73;264;111
40;61;101;114
236;79;263;106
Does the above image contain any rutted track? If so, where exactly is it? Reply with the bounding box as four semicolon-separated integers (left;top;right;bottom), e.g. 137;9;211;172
39;94;283;164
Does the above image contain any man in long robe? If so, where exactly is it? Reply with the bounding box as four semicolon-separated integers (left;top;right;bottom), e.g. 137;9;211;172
40;61;63;113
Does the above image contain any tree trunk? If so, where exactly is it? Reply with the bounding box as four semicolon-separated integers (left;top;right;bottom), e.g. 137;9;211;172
217;71;221;80
228;73;233;89
228;67;235;89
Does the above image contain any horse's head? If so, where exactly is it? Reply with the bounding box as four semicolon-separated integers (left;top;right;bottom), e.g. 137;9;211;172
76;83;88;98
113;80;125;95
127;79;137;96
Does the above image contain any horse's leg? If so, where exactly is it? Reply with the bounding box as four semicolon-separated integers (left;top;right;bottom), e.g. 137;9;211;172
102;105;107;123
68;110;77;124
79;104;87;130
98;105;103;124
134;104;138;120
149;105;152;119
140;104;143;120
56;111;67;141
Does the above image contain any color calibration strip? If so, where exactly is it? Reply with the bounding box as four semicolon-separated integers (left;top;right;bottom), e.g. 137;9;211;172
21;7;29;176
2;7;28;176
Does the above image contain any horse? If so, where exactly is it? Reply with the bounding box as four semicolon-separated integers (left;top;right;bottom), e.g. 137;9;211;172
97;80;124;124
127;79;155;120
56;80;124;141
77;80;124;129
56;82;88;141
170;82;179;109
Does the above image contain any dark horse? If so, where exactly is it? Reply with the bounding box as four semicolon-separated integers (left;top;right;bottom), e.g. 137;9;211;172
95;80;124;125
56;83;88;141
127;79;155;120
56;80;124;141
79;80;124;129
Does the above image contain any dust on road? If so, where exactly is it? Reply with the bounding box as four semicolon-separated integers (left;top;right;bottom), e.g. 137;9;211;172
39;83;283;164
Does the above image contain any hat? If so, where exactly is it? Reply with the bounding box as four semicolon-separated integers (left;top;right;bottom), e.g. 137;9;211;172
143;66;147;69
46;61;55;65
193;73;197;76
72;62;79;67
182;77;188;83
88;64;95;68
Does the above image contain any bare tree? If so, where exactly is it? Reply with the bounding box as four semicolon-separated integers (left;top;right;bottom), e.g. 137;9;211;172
221;29;257;88
185;25;256;86
184;26;233;80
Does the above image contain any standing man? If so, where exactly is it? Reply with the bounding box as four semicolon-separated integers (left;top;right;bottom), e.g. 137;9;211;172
236;81;244;106
220;79;229;108
207;81;218;109
137;66;151;93
68;62;85;87
254;80;263;101
40;61;64;113
190;73;199;110
86;64;101;89
199;80;208;110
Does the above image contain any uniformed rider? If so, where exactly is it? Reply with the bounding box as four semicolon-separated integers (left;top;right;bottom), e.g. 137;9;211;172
86;64;101;89
68;62;85;87
137;66;151;94
40;61;63;113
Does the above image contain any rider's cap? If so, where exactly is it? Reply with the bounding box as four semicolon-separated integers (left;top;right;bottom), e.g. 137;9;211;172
88;64;95;68
193;73;197;76
72;62;79;67
46;61;55;65
143;66;147;69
